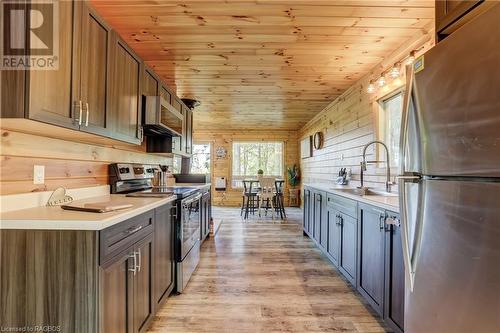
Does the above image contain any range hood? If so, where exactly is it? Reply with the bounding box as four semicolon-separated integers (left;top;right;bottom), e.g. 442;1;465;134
143;96;183;137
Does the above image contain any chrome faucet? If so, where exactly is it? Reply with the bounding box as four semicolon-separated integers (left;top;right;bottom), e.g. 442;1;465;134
360;140;394;192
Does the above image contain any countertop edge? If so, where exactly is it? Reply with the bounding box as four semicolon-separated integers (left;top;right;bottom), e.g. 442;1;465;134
303;183;400;213
0;195;177;231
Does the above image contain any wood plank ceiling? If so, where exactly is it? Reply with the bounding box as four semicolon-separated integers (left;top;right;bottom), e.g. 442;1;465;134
91;0;434;130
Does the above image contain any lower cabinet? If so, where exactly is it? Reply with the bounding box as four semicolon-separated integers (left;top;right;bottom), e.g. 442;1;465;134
303;187;405;331
303;187;312;235
339;212;357;285
100;233;154;333
326;202;340;267
200;189;211;242
384;211;405;333
357;203;387;315
153;203;175;307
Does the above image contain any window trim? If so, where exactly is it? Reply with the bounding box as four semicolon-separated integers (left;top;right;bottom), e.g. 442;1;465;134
376;88;405;170
191;141;213;177
230;140;285;189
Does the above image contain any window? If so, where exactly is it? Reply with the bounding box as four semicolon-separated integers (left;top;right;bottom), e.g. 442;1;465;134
232;141;284;187
190;143;211;174
379;92;403;166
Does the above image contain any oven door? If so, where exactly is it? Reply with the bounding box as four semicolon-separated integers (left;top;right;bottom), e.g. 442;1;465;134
180;192;202;260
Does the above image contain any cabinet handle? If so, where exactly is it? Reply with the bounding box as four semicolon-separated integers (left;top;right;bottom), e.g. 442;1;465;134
78;100;83;125
385;216;401;227
126;225;143;234
136;249;141;272
379;213;386;230
128;252;137;276
85;102;89;126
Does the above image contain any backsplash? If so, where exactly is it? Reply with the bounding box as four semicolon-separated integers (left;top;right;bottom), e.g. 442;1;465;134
0;129;172;195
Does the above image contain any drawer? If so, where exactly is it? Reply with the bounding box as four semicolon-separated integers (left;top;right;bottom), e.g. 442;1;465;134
328;194;357;218
100;210;154;264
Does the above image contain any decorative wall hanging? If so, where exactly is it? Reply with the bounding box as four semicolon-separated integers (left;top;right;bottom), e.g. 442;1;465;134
313;131;324;150
215;146;227;158
300;136;312;159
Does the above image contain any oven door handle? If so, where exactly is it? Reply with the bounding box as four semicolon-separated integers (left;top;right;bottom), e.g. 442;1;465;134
183;193;202;207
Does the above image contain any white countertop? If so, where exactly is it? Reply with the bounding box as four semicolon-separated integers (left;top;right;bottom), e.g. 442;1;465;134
0;194;176;230
304;183;399;213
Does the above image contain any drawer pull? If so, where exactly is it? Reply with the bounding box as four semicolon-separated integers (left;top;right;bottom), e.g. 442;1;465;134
126;225;143;234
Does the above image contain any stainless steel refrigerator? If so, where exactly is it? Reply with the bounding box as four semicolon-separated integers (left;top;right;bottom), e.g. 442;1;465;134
398;4;500;332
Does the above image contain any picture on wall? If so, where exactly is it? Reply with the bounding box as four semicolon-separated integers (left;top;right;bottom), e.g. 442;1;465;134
300;136;312;159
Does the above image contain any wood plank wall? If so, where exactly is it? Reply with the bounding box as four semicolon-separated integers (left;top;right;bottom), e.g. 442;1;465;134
193;129;298;207
298;37;434;191
0;127;172;195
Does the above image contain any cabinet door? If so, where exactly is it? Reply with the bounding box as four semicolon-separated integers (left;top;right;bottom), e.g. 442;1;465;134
312;191;321;243
159;85;171;104
184;107;193;154
339;213;357;285
436;0;482;38
384;212;405;333
77;2;112;136
319;193;328;249
326;205;340;267
143;69;158;97
27;0;78;129
134;234;154;333
100;251;134;333
154;204;174;306
357;204;386;315
303;188;310;234
110;36;142;144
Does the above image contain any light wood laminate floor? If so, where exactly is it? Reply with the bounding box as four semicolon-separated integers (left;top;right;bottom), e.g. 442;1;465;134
148;207;387;333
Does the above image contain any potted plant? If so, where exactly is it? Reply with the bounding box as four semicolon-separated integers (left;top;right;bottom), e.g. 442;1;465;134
257;169;264;176
286;164;301;207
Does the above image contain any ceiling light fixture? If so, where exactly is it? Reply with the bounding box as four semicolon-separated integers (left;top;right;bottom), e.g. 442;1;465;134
389;64;400;78
367;80;375;93
377;75;386;87
406;50;416;65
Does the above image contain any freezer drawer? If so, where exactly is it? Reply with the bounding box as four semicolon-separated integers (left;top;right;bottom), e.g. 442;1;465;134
406;179;500;333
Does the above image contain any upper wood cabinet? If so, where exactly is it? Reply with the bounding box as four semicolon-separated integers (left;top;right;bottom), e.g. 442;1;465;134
75;2;113;137
435;0;484;40
143;67;159;97
26;0;78;129
184;106;193;155
1;0;193;151
109;35;143;144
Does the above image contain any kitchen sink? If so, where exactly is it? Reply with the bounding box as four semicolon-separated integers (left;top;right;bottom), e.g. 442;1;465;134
332;187;398;197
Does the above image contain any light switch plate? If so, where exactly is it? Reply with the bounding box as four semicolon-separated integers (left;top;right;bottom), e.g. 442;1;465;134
33;165;45;184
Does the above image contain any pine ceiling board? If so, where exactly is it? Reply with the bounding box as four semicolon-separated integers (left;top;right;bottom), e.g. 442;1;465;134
90;0;433;130
90;4;433;19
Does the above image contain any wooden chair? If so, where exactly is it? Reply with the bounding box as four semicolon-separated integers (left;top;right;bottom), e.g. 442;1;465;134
257;176;276;218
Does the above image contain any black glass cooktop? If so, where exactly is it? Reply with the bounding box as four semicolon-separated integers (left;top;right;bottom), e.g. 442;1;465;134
126;186;198;199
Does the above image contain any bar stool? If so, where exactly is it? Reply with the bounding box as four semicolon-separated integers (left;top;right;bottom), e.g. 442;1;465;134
274;180;287;219
241;180;259;219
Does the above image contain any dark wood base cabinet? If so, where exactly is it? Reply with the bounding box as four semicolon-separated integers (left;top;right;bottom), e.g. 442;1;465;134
303;186;405;332
0;202;175;333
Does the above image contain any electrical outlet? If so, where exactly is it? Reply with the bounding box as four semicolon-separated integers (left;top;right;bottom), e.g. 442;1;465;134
33;165;45;184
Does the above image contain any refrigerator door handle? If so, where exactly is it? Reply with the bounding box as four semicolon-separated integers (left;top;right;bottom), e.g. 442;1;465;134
399;64;418;292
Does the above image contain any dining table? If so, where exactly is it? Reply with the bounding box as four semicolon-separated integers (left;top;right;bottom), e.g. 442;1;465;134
242;179;286;219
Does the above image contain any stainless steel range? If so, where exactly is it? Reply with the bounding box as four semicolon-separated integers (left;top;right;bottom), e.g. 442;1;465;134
109;163;201;293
